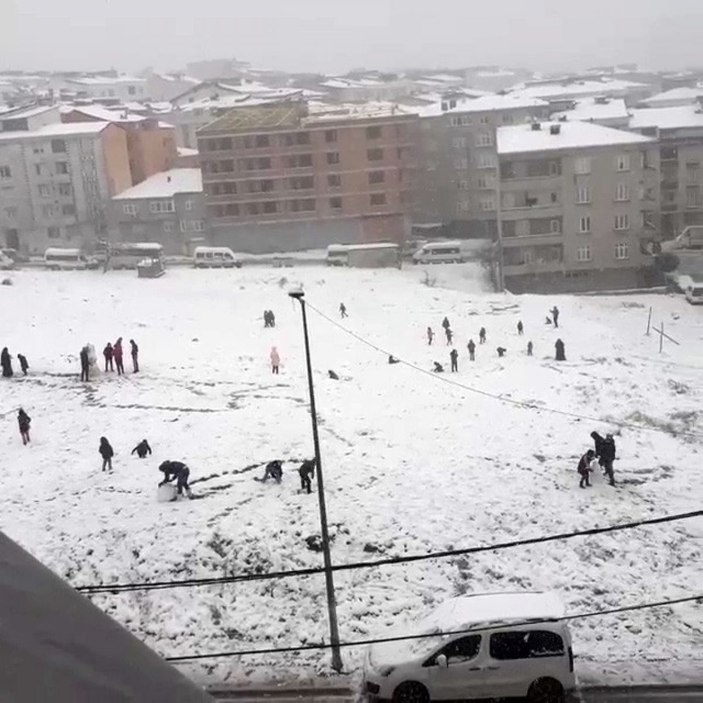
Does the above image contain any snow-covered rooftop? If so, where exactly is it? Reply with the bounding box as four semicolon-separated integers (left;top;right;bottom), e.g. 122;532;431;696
0;104;57;120
0;121;111;141
113;168;202;200
509;78;649;101
62;104;145;123
67;75;146;86
641;86;703;106
628;105;703;131
497;120;653;155
551;98;629;123
305;101;416;123
417;93;548;118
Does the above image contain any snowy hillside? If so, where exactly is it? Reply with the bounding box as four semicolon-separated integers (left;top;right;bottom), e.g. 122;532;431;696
1;266;701;686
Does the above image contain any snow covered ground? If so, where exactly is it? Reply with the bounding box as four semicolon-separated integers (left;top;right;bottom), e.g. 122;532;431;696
1;265;701;687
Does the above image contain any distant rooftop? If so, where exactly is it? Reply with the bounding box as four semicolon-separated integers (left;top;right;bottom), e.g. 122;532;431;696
497;120;653;155
200;104;303;133
0;104;57;121
508;78;649;101
551;97;629;123
641;86;703;106
0;121;111;141
417;93;548;118
628;105;703;131
113;168;202;200
67;75;145;86
61;104;145;123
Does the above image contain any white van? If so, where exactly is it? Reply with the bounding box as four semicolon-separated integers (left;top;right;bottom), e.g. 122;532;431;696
193;246;241;269
685;284;703;304
363;592;575;703
413;241;467;265
44;248;99;271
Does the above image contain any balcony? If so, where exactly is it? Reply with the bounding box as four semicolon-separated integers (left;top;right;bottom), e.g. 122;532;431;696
661;202;678;212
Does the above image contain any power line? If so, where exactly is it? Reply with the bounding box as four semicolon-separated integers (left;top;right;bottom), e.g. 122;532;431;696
164;593;702;662
303;301;703;440
76;509;703;595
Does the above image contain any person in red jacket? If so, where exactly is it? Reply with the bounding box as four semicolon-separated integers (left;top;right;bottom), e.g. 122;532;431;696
113;338;124;375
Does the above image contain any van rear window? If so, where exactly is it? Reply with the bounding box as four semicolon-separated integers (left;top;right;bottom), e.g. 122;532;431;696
489;630;564;660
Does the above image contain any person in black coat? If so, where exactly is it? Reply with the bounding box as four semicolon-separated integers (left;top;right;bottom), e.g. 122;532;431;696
159;460;192;497
298;458;316;494
517;321;524;335
497;346;506;357
1;347;13;378
555;338;566;361
131;439;152;459
551;306;560;328
433;361;444;373
80;346;90;382
99;436;114;472
103;343;114;372
17;353;29;375
479;327;486;344
527;341;533;356
577;449;595;488
600;434;617;486
17;408;31;445
590;431;605;466
130;339;139;373
450;348;458;372
441;316;450;331
467;339;476;361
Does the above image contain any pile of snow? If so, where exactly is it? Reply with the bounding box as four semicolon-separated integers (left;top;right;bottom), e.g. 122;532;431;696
0;267;701;686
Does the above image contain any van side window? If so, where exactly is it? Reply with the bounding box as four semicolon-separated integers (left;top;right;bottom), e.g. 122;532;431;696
490;630;564;660
425;635;481;666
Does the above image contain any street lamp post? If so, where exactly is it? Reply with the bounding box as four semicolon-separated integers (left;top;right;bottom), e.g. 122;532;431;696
288;289;343;673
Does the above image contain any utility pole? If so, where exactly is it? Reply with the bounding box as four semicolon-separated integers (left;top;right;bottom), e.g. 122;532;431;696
288;289;343;672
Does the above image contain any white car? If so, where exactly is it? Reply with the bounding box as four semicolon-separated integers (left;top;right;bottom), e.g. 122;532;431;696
363;592;575;703
193;246;242;269
685;284;703;305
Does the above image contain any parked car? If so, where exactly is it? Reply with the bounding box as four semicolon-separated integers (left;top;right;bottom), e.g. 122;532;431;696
685;284;703;305
363;592;574;703
193;246;241;268
413;241;468;265
44;248;100;271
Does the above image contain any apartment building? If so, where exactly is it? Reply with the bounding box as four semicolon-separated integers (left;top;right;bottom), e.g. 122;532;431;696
62;75;147;102
111;168;205;254
197;102;417;252
0;104;61;133
413;95;549;238
61;105;177;185
496;121;660;293
0;122;131;253
629;105;703;239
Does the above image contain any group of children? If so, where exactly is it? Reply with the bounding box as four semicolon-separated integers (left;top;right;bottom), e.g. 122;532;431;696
1;347;29;377
261;458;317;494
577;432;618;488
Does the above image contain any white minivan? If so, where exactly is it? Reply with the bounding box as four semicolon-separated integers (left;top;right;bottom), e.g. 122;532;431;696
413;241;467;265
363;592;575;703
193;246;241;269
44;248;99;270
685;284;703;304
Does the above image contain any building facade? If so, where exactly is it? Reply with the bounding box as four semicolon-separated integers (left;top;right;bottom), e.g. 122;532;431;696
111;168;206;254
197;102;417;252
412;95;549;238
496;121;660;293
0;122;131;253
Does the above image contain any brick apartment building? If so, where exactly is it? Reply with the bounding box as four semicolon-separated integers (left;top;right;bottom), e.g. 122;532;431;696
496;121;660;293
61;105;177;186
196;102;417;252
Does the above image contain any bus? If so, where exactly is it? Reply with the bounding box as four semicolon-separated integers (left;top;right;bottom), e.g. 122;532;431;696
107;243;164;270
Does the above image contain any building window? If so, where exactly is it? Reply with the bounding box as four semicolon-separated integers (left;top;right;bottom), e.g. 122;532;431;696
123;203;137;215
450;116;461;127
290;176;314;190
577;245;592;262
328;174;342;188
454;157;469;170
576;186;591;204
325;130;338;143
687;186;701;206
326;152;340;165
51;139;67;153
163;221;174;232
4;206;17;219
255;135;270;148
38;184;51;197
367;148;384;161
370;193;387;206
501;113;514;124
366;125;382;139
58;183;72;196
56;162;69;175
479;115;490;124
34;164;43;176
290;199;316;212
150;200;175;213
614;214;630;230
61;204;75;216
615;241;630;260
262;202;278;214
184;200;193;210
579;216;591;233
368;171;385;184
574;157;591;175
452;137;468;149
458;180;470;190
457;200;470;213
480;196;495;211
0;165;11;179
476;132;493;146
615;183;630;201
330;196;342;209
550;219;561;233
42;204;55;217
478;153;496;169
616;154;631;172
285;154;311;168
549;161;560;176
47;226;60;239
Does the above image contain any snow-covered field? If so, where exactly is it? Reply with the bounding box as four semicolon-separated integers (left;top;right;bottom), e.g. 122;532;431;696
1;265;701;687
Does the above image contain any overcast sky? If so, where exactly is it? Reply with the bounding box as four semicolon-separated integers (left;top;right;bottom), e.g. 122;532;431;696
3;0;703;75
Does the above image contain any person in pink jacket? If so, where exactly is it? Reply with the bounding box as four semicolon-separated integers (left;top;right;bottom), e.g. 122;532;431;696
270;346;280;374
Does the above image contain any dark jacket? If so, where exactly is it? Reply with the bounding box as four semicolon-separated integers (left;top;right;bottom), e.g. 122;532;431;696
590;431;605;456
600;437;616;462
159;461;188;482
99;439;114;459
80;347;89;368
130;341;138;357
299;459;315;479
18;410;31;432
103;344;113;359
131;440;152;457
467;340;476;352
577;453;593;474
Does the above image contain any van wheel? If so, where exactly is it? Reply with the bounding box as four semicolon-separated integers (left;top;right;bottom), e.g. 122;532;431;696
527;678;564;703
392;682;429;703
